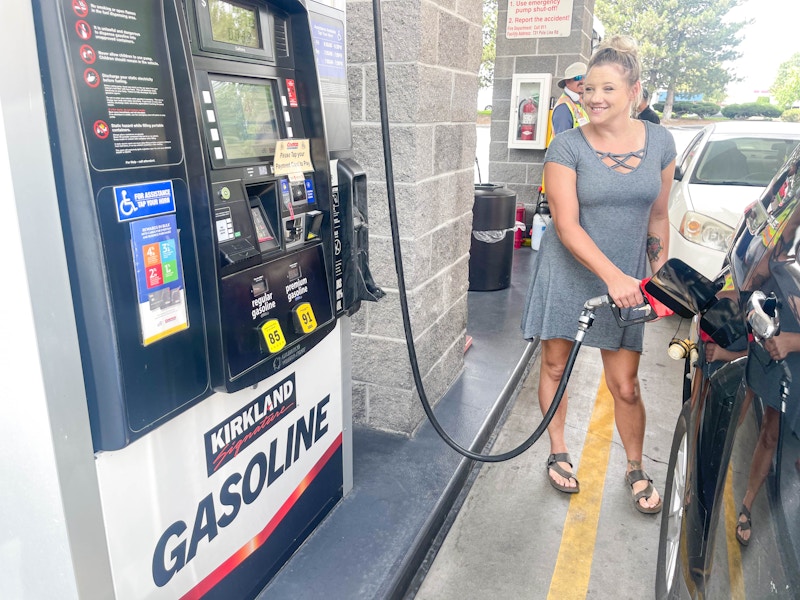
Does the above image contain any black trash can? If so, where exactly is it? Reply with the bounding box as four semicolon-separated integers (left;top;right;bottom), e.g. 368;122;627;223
469;183;517;291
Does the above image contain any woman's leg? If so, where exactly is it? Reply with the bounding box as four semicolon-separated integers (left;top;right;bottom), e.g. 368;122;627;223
601;348;661;510
737;406;781;543
540;338;577;488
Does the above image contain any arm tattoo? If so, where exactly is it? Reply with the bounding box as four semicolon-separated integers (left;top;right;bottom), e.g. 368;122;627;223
646;233;663;263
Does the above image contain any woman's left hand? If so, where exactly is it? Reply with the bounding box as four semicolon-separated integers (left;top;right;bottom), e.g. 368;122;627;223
764;332;800;361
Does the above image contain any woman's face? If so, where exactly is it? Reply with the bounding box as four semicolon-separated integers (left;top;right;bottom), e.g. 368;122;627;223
582;64;638;125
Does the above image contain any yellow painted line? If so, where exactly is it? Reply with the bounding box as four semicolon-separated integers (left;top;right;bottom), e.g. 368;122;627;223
547;373;615;600
723;461;746;599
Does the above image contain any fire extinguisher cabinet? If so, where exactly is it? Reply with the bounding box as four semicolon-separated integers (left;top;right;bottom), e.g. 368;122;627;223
469;184;517;291
507;73;552;150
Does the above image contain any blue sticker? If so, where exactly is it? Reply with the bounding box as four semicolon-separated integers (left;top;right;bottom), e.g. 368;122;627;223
114;180;176;222
305;178;315;203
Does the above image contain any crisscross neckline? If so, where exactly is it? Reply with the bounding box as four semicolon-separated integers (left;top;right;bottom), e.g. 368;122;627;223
579;122;649;174
595;148;645;173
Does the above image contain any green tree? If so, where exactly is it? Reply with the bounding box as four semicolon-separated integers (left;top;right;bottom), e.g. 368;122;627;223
722;102;781;119
480;0;497;88
661;100;720;117
771;53;800;109
595;0;747;119
782;109;800;123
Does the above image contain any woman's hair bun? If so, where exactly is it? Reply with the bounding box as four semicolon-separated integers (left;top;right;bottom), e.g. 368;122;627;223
602;35;639;58
588;34;641;87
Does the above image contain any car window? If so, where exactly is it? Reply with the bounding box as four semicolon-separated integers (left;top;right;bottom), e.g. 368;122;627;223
677;130;705;175
691;137;800;187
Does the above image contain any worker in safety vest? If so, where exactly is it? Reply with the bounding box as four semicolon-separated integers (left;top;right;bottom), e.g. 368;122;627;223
547;62;590;146
539;62;590;203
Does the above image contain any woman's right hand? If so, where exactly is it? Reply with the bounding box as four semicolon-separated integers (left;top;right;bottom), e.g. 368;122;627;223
606;272;644;309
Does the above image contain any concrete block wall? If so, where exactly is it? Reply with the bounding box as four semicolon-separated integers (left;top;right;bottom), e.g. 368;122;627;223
345;0;483;434
489;0;595;206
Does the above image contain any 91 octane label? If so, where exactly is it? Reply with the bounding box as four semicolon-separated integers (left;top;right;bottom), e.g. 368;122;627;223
260;319;286;353
293;302;317;334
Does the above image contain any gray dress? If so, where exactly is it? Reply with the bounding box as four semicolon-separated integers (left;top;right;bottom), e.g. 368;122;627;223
521;121;676;351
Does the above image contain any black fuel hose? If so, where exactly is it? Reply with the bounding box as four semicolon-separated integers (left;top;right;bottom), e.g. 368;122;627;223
370;0;586;462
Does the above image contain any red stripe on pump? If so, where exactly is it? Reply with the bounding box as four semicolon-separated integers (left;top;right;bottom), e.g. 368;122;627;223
180;432;343;600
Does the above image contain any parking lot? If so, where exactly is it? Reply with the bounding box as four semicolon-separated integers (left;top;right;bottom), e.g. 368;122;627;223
411;311;690;598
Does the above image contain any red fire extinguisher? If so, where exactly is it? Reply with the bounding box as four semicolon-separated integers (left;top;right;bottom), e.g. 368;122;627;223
519;97;537;141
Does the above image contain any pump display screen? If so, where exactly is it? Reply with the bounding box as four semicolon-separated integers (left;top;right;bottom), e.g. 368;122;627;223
209;0;260;48
211;77;281;161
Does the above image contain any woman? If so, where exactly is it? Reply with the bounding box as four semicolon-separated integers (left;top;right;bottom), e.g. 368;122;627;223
521;36;676;513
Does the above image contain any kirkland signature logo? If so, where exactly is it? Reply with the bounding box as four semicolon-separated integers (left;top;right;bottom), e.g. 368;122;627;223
203;374;297;475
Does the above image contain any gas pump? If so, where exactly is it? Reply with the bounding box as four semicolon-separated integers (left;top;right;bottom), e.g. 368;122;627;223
16;0;374;597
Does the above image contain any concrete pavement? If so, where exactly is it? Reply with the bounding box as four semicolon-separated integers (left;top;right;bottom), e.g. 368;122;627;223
412;314;691;599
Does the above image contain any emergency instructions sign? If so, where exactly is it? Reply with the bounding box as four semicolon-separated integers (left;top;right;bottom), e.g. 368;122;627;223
61;0;183;170
506;0;573;38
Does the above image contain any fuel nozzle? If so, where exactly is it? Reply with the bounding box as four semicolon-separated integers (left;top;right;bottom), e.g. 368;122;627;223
577;292;657;342
576;295;610;342
584;295;611;310
586;293;657;327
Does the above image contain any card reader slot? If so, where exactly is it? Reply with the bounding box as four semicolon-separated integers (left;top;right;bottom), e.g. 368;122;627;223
249;202;279;253
247;182;283;253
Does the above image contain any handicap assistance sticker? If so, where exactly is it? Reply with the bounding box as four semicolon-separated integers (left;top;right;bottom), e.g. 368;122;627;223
114;180;175;222
130;214;188;345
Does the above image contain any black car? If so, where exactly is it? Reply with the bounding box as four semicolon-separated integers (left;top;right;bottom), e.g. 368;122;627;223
649;145;800;599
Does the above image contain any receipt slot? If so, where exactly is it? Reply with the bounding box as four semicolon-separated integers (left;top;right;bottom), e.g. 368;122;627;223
20;0;376;597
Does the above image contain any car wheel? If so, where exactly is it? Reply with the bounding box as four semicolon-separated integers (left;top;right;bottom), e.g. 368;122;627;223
656;402;690;599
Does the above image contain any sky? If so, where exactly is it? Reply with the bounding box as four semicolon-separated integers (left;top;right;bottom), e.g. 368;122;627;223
724;0;799;103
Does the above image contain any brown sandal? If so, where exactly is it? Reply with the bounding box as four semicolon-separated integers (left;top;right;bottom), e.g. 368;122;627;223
546;453;580;494
736;504;751;546
626;469;662;514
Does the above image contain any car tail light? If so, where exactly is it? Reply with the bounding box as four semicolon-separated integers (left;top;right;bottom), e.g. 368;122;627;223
679;211;733;252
